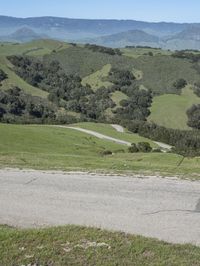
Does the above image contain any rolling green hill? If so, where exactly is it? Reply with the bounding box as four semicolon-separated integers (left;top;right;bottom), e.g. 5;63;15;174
0;56;48;98
81;64;112;90
0;39;70;56
44;44;200;94
0;40;72;98
1;40;200;131
149;86;200;129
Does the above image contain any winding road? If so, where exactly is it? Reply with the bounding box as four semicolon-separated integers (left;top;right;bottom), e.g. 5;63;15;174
0;169;200;245
57;124;172;151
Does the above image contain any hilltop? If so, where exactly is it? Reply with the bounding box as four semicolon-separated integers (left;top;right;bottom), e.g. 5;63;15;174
86;30;159;48
0;27;48;43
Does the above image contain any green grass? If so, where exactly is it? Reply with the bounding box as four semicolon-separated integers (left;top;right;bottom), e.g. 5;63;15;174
132;55;200;94
0;123;200;178
1;225;200;266
81;64;112;90
149;86;200;129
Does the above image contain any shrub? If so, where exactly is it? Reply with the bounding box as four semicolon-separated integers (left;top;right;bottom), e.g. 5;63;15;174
128;143;139;153
100;150;113;156
137;142;152;153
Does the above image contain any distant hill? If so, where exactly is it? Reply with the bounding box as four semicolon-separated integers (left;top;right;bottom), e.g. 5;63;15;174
86;30;160;48
0;27;48;42
0;15;192;41
169;26;200;41
163;26;200;50
1;16;200;49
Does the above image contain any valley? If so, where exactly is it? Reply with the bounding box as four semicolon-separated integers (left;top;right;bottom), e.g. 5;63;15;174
1;5;200;265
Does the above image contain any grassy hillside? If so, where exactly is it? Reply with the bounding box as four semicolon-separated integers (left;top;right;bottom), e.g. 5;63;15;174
0;39;70;57
0;123;200;177
1;40;200;130
81;64;112;90
111;91;128;107
92;29;159;48
132;55;200;94
43;45;135;78
0;40;73;97
149;86;200;129
1;225;200;266
44;45;200;95
121;47;172;58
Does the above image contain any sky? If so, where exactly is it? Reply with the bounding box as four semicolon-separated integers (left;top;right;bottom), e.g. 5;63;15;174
0;0;200;23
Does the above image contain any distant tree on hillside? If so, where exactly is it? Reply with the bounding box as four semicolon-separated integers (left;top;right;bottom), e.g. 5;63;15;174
187;104;200;129
0;69;7;83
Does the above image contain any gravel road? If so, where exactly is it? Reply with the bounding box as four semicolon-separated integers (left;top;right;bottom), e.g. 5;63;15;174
0;169;200;245
60;125;172;151
64;126;131;146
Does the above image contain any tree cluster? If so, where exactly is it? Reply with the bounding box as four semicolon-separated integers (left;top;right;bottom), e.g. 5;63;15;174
109;68;152;121
120;119;200;156
8;56;115;121
128;142;152;153
172;51;200;63
0;86;76;124
85;44;122;56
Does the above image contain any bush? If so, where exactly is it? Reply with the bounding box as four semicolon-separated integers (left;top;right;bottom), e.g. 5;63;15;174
137;142;152;152
128;143;139;153
128;142;152;153
100;150;113;156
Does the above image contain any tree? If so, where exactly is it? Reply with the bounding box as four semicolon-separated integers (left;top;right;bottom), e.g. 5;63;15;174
187;104;200;129
173;79;187;91
0;69;7;82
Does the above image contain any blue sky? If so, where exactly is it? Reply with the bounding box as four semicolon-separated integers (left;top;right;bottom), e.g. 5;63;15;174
0;0;200;23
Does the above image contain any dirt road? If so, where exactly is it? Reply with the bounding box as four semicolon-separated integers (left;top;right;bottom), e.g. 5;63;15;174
0;169;200;245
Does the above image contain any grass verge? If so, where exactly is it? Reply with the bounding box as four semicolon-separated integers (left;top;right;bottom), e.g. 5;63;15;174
1;225;200;266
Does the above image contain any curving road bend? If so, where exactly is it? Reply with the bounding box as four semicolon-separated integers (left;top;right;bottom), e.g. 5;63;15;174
0;169;200;245
62;125;172;151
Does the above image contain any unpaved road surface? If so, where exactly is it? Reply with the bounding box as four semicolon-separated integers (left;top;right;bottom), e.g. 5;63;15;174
1;169;200;245
64;126;131;146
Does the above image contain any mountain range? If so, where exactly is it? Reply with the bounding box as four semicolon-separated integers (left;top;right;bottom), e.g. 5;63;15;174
1;15;200;50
